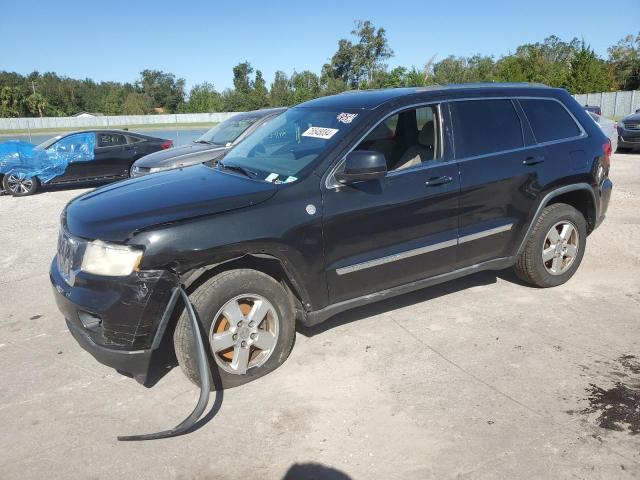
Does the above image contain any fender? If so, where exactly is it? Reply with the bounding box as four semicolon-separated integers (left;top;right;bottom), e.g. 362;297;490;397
515;182;597;257
179;249;316;313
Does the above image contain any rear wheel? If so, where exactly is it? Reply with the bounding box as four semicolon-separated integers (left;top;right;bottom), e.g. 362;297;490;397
174;269;296;389
514;203;587;287
2;172;39;196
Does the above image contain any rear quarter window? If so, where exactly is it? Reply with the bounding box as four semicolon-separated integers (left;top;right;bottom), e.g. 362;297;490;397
449;99;524;158
519;99;581;143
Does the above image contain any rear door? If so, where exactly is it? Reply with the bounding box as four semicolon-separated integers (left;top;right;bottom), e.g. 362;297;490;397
449;98;545;268
91;132;131;179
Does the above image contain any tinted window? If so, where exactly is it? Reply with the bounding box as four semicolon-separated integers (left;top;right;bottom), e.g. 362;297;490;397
450;99;523;158
520;99;581;143
97;133;126;147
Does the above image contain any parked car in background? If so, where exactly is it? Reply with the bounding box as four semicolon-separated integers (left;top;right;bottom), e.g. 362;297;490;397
0;130;172;196
130;108;286;177
584;105;602;116
617;110;640;151
587;112;618;153
51;83;612;389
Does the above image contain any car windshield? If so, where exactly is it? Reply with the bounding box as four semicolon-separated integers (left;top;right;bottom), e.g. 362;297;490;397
196;115;262;146
34;135;62;151
215;107;362;183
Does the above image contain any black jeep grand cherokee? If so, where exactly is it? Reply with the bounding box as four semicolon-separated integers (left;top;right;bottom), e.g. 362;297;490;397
51;83;612;389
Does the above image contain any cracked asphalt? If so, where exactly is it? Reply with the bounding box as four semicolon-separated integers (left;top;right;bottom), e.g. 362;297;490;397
1;153;639;479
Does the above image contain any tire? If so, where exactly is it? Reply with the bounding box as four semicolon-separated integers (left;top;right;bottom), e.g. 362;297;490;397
514;203;587;288
2;172;39;196
174;269;296;390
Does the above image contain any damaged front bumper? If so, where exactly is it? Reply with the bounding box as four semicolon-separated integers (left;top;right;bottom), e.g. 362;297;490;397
50;257;179;385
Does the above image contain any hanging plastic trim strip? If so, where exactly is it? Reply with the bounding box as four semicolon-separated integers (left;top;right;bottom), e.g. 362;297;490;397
117;287;211;441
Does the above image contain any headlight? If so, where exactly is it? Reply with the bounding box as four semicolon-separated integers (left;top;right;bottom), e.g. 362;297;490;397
81;240;143;276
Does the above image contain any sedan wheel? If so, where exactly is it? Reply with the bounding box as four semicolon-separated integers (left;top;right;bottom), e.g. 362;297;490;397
4;172;38;196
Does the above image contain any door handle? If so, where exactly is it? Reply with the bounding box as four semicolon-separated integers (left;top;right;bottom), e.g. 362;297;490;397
425;175;453;187
523;155;545;166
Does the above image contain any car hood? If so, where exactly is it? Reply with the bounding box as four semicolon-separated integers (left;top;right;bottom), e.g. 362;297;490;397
134;143;229;168
65;164;276;242
623;112;640;122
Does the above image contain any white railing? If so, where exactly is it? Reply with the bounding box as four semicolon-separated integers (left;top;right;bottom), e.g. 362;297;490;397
0;112;240;130
573;90;640;118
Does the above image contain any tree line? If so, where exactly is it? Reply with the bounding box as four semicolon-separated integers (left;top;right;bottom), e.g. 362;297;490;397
1;22;638;118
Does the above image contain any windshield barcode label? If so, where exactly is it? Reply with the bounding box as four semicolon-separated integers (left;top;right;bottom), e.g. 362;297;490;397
302;127;339;140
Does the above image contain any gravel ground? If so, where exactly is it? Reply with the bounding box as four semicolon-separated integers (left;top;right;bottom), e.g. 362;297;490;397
1;153;639;479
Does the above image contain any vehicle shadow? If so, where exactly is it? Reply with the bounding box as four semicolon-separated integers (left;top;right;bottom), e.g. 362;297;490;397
282;462;352;479
298;269;517;338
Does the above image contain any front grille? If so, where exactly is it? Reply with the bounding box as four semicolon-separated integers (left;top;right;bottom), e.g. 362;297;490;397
57;230;84;285
623;121;640;130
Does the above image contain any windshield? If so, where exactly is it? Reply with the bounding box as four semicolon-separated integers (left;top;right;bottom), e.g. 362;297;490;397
35;135;62;151
197;115;262;146
216;107;362;183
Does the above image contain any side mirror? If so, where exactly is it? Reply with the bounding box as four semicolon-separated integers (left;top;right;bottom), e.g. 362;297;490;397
337;150;387;184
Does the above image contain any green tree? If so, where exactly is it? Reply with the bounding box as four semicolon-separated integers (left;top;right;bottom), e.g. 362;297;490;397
0;86;24;117
137;69;185;112
351;20;394;85
566;42;612;93
270;71;291;106
608;33;640;90
252;70;269;108
289;71;321;104
25;92;47;117
182;82;222;112
232;61;253;95
121;92;154;114
323;20;393;88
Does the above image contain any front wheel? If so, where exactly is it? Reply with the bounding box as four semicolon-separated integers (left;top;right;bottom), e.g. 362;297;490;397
2;172;39;196
514;203;587;288
174;269;296;389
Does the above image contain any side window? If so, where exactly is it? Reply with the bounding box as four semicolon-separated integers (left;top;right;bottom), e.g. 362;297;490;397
416;107;434;131
126;135;144;144
519;99;581;143
354;105;441;171
97;133;126;147
449;99;523;158
50;133;95;162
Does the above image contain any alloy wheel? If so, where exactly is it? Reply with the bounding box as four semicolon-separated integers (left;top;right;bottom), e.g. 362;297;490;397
542;221;579;275
6;173;34;195
209;294;279;375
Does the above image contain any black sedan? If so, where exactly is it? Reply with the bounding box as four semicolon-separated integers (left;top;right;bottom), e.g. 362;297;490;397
0;130;172;196
130;108;285;177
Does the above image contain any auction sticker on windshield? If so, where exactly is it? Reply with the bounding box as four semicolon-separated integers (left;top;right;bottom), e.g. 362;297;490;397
302;126;339;140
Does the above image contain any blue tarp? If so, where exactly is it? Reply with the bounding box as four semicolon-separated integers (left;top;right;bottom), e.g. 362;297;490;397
0;132;95;183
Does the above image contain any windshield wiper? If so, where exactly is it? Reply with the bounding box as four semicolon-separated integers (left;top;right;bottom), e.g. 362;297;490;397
216;161;257;179
193;139;213;145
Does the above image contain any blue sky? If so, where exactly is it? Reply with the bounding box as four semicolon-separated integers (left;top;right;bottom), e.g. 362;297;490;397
1;0;638;91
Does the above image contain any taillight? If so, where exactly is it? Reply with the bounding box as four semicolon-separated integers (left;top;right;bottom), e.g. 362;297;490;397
602;140;612;167
161;140;173;150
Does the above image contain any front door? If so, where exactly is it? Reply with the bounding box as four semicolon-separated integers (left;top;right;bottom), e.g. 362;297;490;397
321;104;460;304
